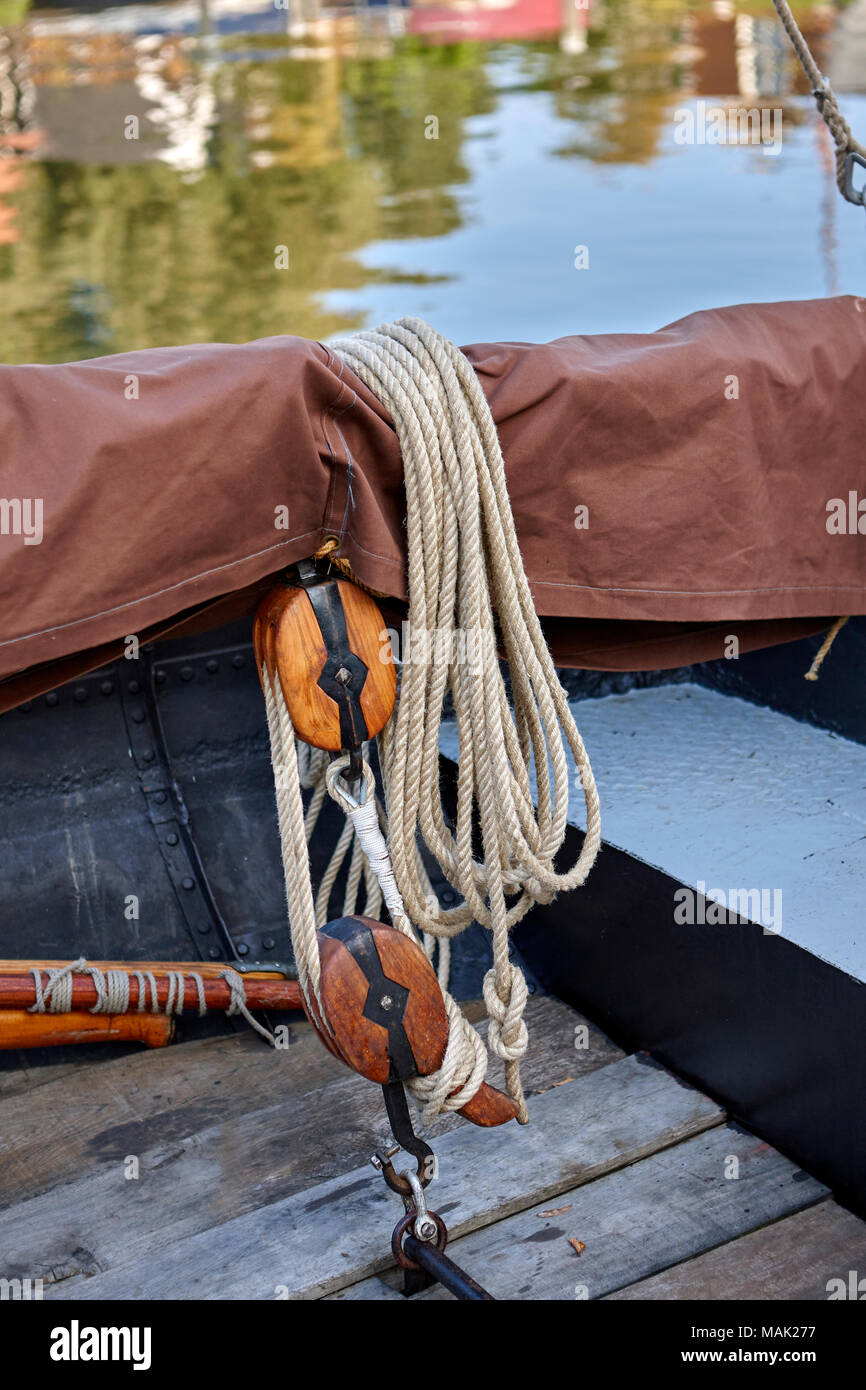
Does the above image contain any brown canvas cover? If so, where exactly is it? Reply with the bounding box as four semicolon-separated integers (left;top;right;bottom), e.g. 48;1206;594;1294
0;295;864;713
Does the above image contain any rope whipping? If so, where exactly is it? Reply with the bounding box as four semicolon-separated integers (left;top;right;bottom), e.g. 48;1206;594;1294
769;0;865;203
264;317;602;1126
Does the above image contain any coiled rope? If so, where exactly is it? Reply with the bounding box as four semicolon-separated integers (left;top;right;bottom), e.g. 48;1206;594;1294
264;317;602;1126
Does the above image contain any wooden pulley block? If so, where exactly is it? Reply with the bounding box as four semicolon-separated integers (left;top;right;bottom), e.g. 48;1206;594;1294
303;916;519;1128
253;560;396;752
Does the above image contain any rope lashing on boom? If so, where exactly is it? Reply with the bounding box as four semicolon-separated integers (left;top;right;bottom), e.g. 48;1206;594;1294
769;0;866;205
26;957;276;1041
262;317;602;1126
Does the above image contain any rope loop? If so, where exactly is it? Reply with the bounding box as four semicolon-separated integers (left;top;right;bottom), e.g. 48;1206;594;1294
220;967;277;1044
325;755;376;814
407;994;489;1125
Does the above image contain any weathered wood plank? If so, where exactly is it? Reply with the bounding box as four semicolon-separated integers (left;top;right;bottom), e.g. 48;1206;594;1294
0;994;613;1211
0;1039;160;1101
330;1276;406;1301
332;1126;827;1300
0;996;618;1285
0;1053;95;1102
0;1004;489;1125
0;1026;342;1208
606;1200;866;1301
46;1054;722;1299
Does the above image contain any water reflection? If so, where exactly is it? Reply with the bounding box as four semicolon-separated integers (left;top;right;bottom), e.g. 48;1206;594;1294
0;0;863;360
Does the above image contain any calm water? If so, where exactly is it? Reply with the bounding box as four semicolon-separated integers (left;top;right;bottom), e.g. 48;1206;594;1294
0;0;863;361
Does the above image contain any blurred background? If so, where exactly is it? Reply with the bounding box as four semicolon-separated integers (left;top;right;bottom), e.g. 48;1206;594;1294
0;0;863;361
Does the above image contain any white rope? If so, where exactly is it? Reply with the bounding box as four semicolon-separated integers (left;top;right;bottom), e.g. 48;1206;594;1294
263;317;601;1127
262;664;330;1027
261;674;489;1123
324;758;406;927
220;968;277;1044
329;317;602;1121
132;969;159;1014
28;959;80;1014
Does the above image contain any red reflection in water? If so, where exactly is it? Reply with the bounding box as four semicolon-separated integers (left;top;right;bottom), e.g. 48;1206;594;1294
408;0;581;44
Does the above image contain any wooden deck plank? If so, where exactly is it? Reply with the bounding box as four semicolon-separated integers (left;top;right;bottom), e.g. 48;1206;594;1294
0;995;617;1284
332;1125;827;1300
0;1026;342;1208
0;1054;93;1102
0;995;614;1211
0;1042;154;1102
330;1276;406;1301
605;1200;866;1301
45;1054;722;1299
0;1007;493;1130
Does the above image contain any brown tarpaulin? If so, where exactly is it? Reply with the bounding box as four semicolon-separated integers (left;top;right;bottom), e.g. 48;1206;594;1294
1;295;864;713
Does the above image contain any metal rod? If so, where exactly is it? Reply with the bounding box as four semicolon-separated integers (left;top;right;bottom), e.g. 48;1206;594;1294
402;1235;495;1300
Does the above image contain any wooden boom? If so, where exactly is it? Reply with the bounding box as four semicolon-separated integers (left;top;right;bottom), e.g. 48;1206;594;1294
0;962;302;1015
0;1011;175;1049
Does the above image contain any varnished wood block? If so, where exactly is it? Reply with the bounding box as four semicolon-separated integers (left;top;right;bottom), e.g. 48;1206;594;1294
306;917;448;1085
254;579;396;751
458;1087;520;1127
303;917;519;1127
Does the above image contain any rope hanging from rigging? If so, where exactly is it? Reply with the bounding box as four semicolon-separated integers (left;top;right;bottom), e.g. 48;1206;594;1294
259;317;602;1130
769;0;866;208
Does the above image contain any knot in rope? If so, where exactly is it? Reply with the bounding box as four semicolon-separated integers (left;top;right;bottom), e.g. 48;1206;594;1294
769;0;865;202
28;958;81;1014
406;995;489;1127
220;968;277;1044
483;964;529;1065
